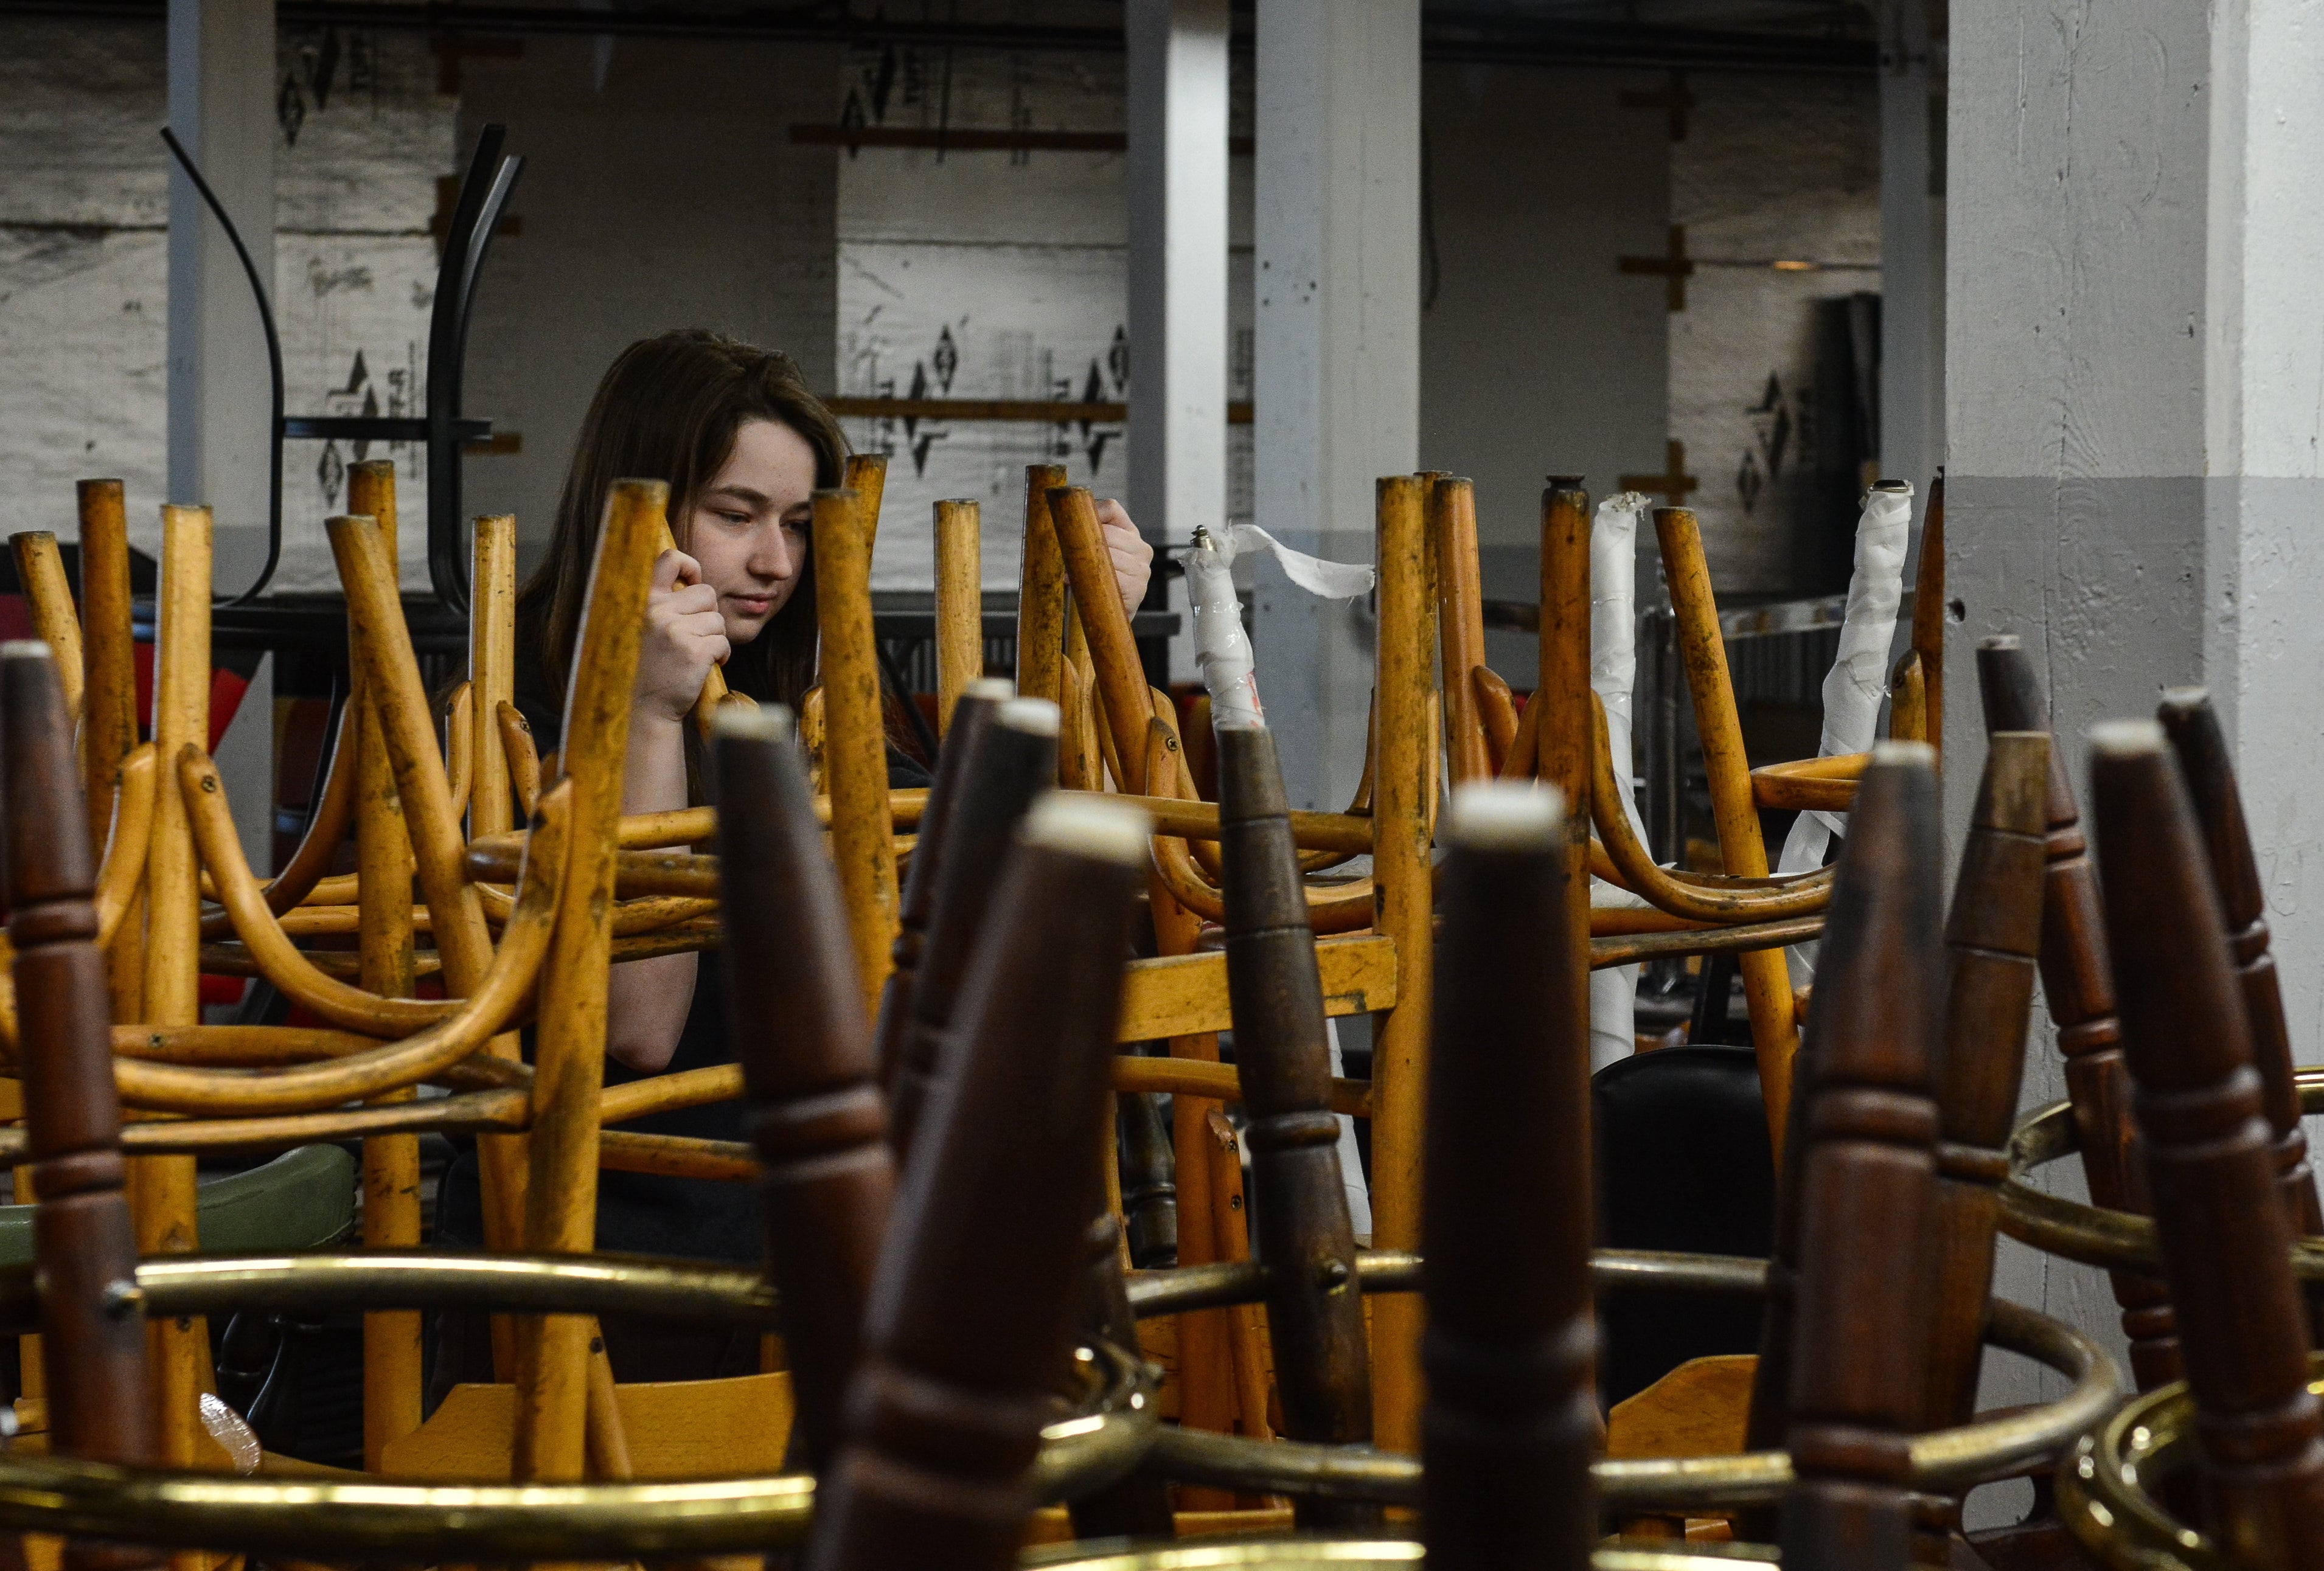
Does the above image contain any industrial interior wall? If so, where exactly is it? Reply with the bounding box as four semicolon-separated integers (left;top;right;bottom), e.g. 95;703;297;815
1416;59;1671;684
456;33;841;579
825;33;1240;596
0;18;450;586
1669;69;1882;602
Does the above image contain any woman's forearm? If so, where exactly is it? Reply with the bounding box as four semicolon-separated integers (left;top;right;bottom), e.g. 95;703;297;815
606;712;695;1073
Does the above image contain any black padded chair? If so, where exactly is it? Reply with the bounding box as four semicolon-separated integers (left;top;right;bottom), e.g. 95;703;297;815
1592;1043;1775;1407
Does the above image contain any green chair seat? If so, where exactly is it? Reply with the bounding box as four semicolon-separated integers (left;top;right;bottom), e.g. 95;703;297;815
0;1144;356;1267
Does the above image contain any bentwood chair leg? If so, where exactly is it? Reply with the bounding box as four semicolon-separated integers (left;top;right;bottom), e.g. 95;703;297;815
933;499;983;737
1368;475;1435;1456
1654;505;1801;1150
141;502;213;1482
813;485;900;1022
344;462;426;1465
1015;465;1071;718
79;479;139;859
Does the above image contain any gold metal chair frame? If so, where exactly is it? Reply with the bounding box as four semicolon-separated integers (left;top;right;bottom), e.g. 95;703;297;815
1023;1540;1781;1569
1122;1248;2121;1514
0;1250;1155;1559
2052;1354;2324;1571
1997;1069;2324;1283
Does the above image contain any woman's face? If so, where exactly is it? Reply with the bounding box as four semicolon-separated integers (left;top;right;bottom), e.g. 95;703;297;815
683;417;817;645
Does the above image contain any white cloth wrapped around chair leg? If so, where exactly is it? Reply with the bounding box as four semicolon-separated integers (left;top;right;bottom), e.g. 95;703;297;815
1186;524;1374;730
1588;492;1653;1069
1779;480;1915;987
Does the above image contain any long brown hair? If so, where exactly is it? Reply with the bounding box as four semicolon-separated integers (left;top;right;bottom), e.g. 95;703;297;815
518;329;848;712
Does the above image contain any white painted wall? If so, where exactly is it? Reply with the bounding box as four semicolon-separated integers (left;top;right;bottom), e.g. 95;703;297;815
1253;0;1421;813
0;19;448;585
457;34;840;578
1669;71;1881;597
1418;59;1671;679
1949;0;2324;1464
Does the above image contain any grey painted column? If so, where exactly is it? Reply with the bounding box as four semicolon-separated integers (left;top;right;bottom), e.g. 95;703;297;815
1877;0;1943;498
1126;0;1230;555
168;0;275;867
1253;0;1420;811
1951;0;2324;1449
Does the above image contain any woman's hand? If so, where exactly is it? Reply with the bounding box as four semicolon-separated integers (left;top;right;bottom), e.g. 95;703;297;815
1097;498;1155;612
634;548;732;723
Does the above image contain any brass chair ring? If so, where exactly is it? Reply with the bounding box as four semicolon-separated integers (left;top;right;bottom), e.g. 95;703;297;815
1998;1070;2324;1281
1024;1536;1781;1570
0;1251;1157;1558
2051;1353;2324;1570
1125;1249;2121;1510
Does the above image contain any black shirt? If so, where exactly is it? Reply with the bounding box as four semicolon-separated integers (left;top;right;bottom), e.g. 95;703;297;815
434;661;929;1265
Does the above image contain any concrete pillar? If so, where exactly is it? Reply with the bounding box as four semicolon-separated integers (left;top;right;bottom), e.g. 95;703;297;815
1950;0;2324;1437
1252;0;1421;811
1126;0;1231;560
1877;0;1943;497
168;0;275;868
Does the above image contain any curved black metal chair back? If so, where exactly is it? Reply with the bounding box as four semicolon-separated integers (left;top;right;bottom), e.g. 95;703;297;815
162;123;521;610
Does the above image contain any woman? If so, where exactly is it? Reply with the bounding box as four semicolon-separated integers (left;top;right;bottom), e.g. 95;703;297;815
431;329;1152;1385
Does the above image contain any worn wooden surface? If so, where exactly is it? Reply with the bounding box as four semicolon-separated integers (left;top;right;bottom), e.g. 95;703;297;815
1976;635;2179;1389
1656;506;1798;1147
1775;746;1944;1571
5;645;166;1571
715;709;894;1472
76;480;136;860
1217;723;1376;1529
1424;785;1596;1571
815;485;902;1020
2157;687;2324;1344
2090;722;2324;1567
1014;464;1071;716
512;480;661;1482
1048;485;1150;794
1921;732;2049;1433
806;802;1144;1571
885;698;1057;1158
1368;474;1435;1457
933;499;984;735
1433;478;1492;785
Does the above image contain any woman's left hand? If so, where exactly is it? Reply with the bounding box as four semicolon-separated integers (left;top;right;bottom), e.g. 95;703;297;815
1096;498;1155;613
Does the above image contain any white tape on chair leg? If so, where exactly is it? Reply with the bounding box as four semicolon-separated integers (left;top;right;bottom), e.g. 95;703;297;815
1589;492;1653;1061
1780;481;1915;987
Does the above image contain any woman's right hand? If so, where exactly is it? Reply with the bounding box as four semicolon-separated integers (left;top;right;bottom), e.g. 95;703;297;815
634;548;731;723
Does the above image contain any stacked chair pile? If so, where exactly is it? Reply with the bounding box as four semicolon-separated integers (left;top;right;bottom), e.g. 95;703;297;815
3;428;2317;1571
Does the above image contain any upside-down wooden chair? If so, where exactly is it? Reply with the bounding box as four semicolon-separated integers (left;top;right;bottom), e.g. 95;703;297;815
1975;637;2180;1392
1435;474;1946;1145
1732;731;2050;1563
2078;721;2324;1569
1027;472;1430;1460
2153;687;2324;1344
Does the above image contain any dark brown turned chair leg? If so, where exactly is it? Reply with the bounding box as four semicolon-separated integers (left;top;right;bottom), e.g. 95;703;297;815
2088;721;2324;1569
1977;636;2180;1390
871;678;1008;1087
883;696;1060;1158
714;706;898;1476
2155;688;2324;1347
1917;733;2051;1564
1215;722;1377;1533
3;641;166;1571
1422;783;1596;1571
1778;741;1948;1571
804;795;1149;1571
